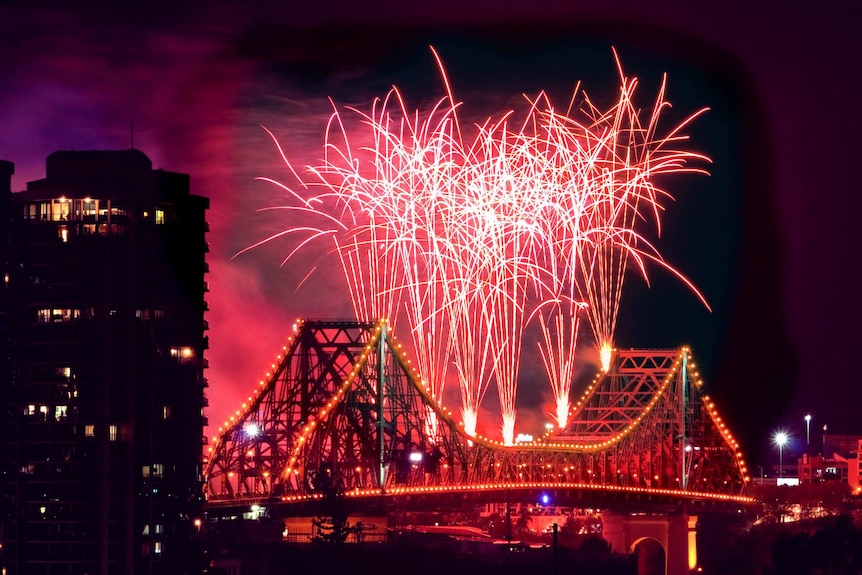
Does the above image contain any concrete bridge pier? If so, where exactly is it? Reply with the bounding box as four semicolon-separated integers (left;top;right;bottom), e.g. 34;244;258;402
602;511;698;575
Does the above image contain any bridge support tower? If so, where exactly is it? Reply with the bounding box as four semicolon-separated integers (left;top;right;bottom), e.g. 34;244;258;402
602;512;698;575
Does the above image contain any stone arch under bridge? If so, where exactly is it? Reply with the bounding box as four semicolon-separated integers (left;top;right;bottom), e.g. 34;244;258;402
602;512;698;575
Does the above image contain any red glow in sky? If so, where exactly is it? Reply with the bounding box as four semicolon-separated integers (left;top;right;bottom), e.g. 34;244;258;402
2;0;861;461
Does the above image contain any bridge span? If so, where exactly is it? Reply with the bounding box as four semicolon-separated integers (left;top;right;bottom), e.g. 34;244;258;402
204;319;754;574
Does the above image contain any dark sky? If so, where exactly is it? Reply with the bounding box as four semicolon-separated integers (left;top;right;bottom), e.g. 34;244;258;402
2;0;860;464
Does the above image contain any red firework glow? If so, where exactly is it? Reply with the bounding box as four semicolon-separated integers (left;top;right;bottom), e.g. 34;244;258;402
242;49;710;445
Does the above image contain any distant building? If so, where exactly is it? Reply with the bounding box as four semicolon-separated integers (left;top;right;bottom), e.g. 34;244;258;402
797;438;862;490
798;453;848;484
0;150;209;575
823;433;862;459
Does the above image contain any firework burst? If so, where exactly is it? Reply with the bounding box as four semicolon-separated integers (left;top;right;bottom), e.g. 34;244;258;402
244;49;709;443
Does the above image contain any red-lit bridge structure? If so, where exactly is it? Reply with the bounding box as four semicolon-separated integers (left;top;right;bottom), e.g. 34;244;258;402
204;319;753;515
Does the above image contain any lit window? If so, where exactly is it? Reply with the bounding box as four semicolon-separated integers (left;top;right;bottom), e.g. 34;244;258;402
136;309;150;320
37;198;70;222
109;425;118;441
27;404;36;416
162;405;171;420
56;366;72;379
155;209;165;225
155;524;164;535
142;524;150;535
142;465;150;478
59;225;69;243
152;463;164;478
169;347;195;364
82;199;97;217
38;308;81;323
53;198;70;221
55;405;67;421
153;542;162;554
85;425;95;437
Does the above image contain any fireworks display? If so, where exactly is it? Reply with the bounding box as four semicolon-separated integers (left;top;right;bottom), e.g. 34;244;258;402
245;49;710;445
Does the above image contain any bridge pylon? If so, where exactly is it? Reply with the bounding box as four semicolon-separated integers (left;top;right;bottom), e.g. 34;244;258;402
205;319;466;502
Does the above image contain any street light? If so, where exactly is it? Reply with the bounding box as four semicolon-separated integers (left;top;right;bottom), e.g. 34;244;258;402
774;432;789;479
804;414;812;448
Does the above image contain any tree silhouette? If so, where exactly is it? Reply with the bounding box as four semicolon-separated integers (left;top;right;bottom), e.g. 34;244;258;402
769;514;862;575
309;462;362;544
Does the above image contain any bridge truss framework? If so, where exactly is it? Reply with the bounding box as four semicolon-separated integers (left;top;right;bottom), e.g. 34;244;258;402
204;320;750;509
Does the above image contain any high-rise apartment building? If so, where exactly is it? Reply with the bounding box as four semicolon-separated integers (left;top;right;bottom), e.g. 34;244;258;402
1;158;15;573
0;150;209;575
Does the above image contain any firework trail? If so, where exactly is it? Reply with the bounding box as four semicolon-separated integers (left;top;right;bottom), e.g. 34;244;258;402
537;298;585;429
568;54;710;371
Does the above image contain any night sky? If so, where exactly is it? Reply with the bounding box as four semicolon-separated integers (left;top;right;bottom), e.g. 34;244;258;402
2;0;860;464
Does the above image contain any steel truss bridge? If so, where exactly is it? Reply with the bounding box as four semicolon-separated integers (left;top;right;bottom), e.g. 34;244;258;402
204;320;752;513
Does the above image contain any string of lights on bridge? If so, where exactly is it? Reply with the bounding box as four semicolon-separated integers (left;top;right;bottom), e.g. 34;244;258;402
206;318;750;491
274;482;755;505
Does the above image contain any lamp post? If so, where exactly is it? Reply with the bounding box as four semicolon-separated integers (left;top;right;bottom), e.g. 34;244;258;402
774;432;789;479
804;414;811;448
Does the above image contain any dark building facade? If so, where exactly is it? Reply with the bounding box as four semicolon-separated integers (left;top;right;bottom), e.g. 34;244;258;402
0;150;209;575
